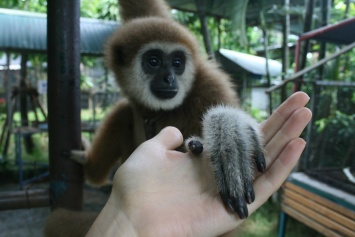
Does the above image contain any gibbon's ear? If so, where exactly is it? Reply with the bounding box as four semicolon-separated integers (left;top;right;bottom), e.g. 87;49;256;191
106;37;125;68
118;0;172;22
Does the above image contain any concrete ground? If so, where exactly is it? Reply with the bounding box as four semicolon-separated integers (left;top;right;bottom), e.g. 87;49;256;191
0;182;110;237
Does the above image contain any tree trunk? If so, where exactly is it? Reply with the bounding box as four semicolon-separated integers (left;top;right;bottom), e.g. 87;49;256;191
195;0;215;60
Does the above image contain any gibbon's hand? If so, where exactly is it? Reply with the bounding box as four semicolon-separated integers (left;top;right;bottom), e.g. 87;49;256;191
186;105;265;219
87;92;312;237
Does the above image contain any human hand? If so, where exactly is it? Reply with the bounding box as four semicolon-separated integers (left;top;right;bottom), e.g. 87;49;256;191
87;91;312;237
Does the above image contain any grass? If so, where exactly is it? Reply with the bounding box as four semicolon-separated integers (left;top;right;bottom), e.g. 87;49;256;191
0;107;111;180
236;200;324;237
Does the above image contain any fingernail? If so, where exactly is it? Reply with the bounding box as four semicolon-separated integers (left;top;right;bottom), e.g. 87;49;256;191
237;207;247;219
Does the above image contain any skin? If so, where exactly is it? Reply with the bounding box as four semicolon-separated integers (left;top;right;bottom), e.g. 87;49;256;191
86;91;312;237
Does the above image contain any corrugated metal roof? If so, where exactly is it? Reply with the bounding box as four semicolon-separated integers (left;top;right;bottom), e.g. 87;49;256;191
218;48;282;77
0;8;119;55
300;17;355;45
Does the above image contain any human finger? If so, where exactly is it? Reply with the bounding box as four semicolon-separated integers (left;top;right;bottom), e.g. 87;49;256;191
264;107;311;168
262;91;310;144
151;126;184;150
249;138;306;213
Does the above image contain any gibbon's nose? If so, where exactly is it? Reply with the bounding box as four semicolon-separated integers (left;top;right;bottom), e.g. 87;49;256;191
164;74;175;86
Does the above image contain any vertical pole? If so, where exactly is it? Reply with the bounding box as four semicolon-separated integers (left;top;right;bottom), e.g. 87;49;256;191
47;0;83;210
281;0;289;102
20;53;28;128
20;53;34;152
278;211;288;237
318;0;330;78
15;131;24;189
1;52;12;159
195;0;215;60
6;52;11;130
295;0;314;91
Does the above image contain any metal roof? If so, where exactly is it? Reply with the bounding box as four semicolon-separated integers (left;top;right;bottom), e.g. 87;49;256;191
0;8;119;55
218;48;282;77
299;17;355;45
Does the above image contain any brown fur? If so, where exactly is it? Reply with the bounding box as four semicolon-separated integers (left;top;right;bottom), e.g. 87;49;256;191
44;209;98;237
106;17;200;73
88;16;239;185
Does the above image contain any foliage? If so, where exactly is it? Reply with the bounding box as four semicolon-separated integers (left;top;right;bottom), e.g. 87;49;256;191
237;200;323;237
332;0;355;21
307;86;355;168
80;0;119;20
312;110;355;168
0;97;5;114
0;0;47;13
316;111;355;135
0;0;119;19
96;0;119;20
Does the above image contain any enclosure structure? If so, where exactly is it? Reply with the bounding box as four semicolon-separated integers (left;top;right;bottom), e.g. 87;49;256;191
0;4;117;212
217;48;282;111
266;17;355;237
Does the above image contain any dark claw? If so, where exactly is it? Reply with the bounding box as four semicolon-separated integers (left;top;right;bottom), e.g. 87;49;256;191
235;198;249;219
188;140;203;154
244;183;255;204
220;192;236;213
256;153;266;173
237;206;248;219
220;192;249;219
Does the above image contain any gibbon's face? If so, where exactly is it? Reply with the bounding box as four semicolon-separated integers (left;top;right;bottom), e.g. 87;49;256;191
126;42;196;111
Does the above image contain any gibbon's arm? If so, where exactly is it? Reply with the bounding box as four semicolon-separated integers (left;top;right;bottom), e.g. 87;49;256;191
84;99;135;185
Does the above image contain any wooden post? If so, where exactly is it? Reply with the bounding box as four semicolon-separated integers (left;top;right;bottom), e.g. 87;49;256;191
47;0;83;211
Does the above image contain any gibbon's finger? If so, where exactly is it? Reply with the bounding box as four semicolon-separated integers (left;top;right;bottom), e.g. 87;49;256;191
261;91;310;144
70;150;88;164
263;107;311;168
207;139;306;236
153;126;184;150
249;138;306;214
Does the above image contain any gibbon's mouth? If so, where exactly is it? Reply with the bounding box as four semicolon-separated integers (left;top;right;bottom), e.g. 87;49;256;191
151;88;178;99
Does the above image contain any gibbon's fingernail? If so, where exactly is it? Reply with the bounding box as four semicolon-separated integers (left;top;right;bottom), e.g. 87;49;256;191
237;207;248;219
225;200;235;213
245;190;255;204
188;140;203;154
257;154;266;172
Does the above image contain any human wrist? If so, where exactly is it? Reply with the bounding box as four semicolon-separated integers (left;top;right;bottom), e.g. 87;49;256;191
86;195;138;237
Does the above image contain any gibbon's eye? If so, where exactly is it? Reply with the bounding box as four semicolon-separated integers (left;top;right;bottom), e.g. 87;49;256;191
172;58;183;69
147;56;161;69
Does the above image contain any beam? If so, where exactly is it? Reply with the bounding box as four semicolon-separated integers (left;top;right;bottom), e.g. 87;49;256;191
0;189;49;210
265;41;355;93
